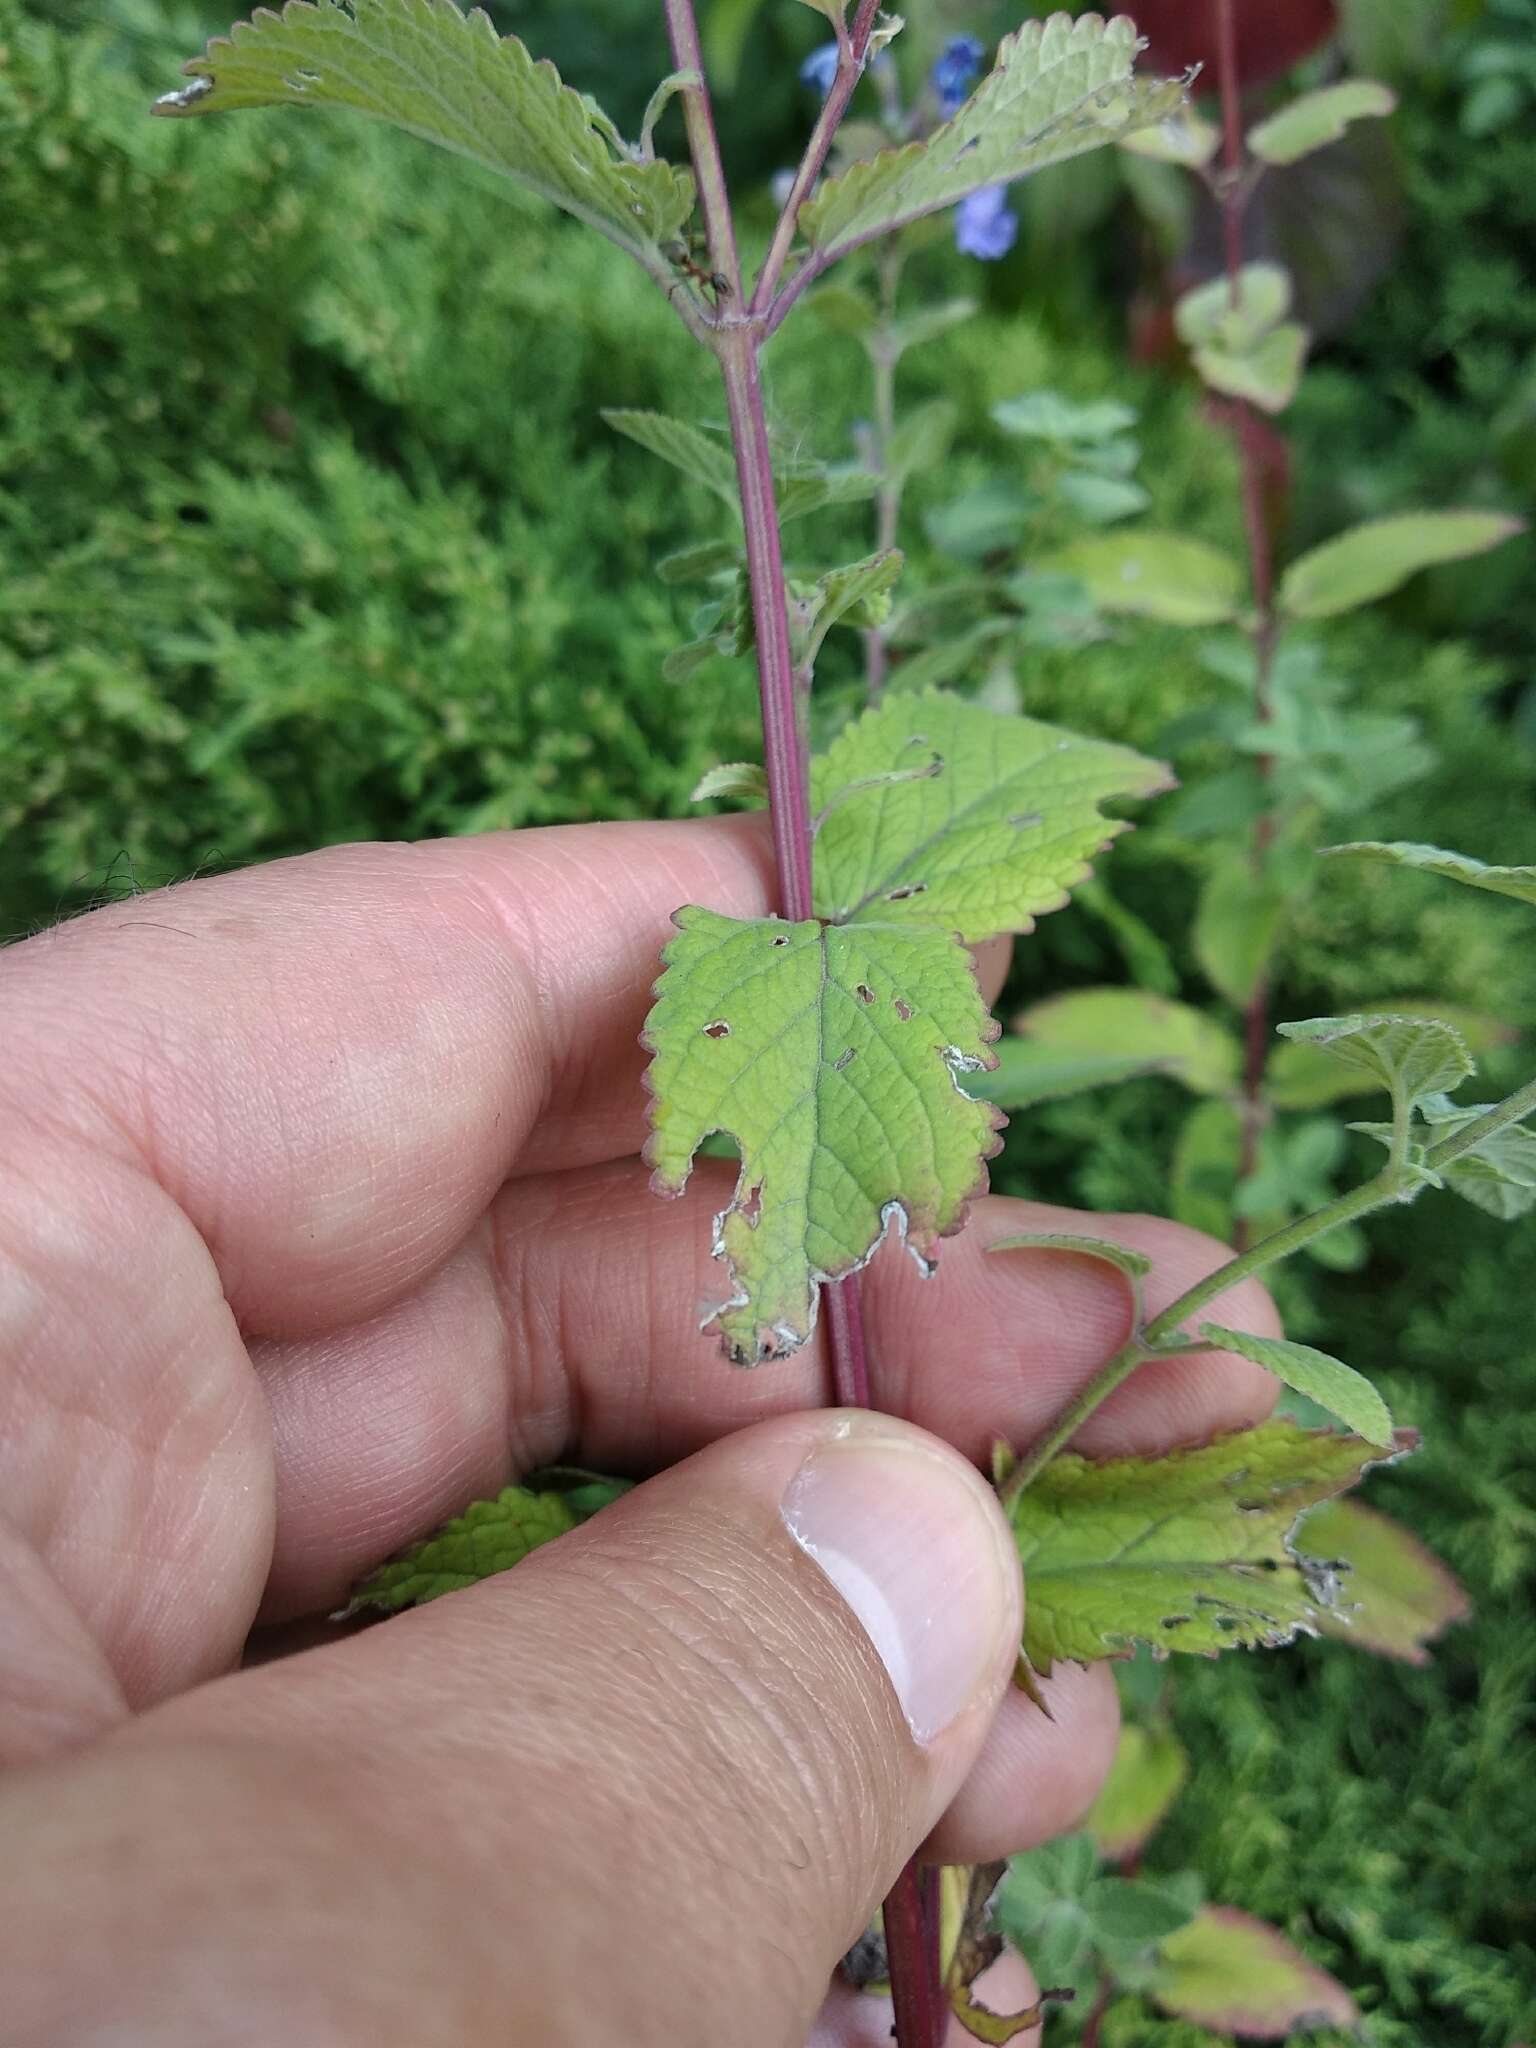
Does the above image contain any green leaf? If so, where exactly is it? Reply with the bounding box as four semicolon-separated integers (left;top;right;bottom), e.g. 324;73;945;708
1042;531;1246;625
1194;863;1288;1008
1084;1876;1199;1957
643;908;1001;1363
1276;1013;1474;1116
662;635;722;683
1149;1908;1358;2034
657;538;740;584
810;690;1169;944
1173;264;1291;354
988;1231;1150;1321
1355;1093;1536;1220
1297;1498;1471;1665
924;483;1030;560
968;1039;1163;1110
1008;1418;1412;1673
1018;989;1242;1097
602;409;739;505
690;761;766;804
1322;838;1536;909
886;299;979;360
1264;1037;1381;1110
1085;1722;1190;1862
1247;79;1397;166
341;1473;631;1617
778;465;881;522
1198;1326;1394;1448
154;0;696;267
1117;103;1218;167
1171;1098;1243;1241
801;549;903;661
887;399;960;488
1194;323;1309;415
991;390;1139;444
798;13;1183;269
1056;471;1151;524
1277;510;1524;620
806;282;878;340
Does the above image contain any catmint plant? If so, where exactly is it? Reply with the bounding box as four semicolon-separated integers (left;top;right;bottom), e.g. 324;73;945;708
156;4;1534;2041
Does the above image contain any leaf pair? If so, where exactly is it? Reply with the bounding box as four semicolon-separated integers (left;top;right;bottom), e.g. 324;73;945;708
644;690;1169;1362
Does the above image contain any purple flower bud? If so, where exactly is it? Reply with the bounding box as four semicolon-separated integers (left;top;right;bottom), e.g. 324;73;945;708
954;184;1017;261
799;42;840;97
931;33;985;114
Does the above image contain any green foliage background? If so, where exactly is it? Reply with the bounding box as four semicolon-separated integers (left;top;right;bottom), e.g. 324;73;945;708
2;1;1532;2040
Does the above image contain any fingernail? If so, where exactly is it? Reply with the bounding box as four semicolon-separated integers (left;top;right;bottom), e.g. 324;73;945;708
780;1424;1018;1744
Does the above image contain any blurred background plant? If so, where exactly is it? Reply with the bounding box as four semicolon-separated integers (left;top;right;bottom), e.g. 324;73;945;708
2;0;1533;2040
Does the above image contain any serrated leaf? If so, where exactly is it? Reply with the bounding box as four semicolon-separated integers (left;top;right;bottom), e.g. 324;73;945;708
967;1039;1163;1109
1018;989;1242;1097
1276;1013;1474;1116
690;761;767;804
1084;1876;1198;1956
988;1231;1150;1321
603;409;739;504
1042;531;1246;625
1086;1722;1190;1861
809;691;1169;943
341;1474;631;1616
154;0;695;266
1008;1419;1412;1673
1199;1326;1393;1449
803;549;904;660
1149;1908;1358;2036
1117;103;1218;166
1322;838;1536;909
643;908;1001;1362
1278;510;1523;619
1356;1094;1536;1220
778;465;880;522
1194;325;1309;415
1296;1499;1471;1665
658;538;741;584
1194;863;1289;1009
1247;79;1396;166
797;13;1183;269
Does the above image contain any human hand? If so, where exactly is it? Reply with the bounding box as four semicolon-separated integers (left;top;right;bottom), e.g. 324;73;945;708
0;818;1280;2046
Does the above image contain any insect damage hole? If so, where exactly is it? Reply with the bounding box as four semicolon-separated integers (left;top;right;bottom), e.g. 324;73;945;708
703;1019;731;1038
893;998;913;1021
886;884;927;902
855;983;876;1004
833;1046;857;1070
741;1181;763;1226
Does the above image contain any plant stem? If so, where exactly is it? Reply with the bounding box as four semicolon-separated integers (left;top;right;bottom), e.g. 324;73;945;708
666;11;940;2038
998;1338;1149;1507
1213;0;1278;1246
1423;1071;1536;1173
751;0;884;315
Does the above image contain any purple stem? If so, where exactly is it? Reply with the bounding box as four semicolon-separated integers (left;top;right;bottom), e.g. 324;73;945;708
824;1272;873;1406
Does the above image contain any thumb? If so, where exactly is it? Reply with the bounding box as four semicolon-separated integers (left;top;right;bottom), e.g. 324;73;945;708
0;1412;1022;2048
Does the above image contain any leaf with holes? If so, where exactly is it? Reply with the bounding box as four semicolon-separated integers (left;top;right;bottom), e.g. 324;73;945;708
643;908;1002;1363
1198;1327;1393;1448
1247;79;1396;166
796;13;1183;273
341;1473;633;1617
1277;511;1523;620
154;0;696;268
1323;838;1536;909
1276;1013;1474;1121
1295;1498;1470;1665
1018;989;1241;1097
1008;1419;1413;1673
1149;1908;1358;2036
1042;531;1246;625
809;691;1169;943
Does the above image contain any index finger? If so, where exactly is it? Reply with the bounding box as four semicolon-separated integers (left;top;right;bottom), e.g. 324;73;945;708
6;818;777;1334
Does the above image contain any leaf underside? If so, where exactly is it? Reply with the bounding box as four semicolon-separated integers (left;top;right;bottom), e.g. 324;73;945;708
1008;1419;1415;1674
644;908;1002;1363
154;0;695;265
1277;510;1523;620
798;12;1183;266
1276;1013;1474;1111
1323;838;1536;908
810;690;1170;943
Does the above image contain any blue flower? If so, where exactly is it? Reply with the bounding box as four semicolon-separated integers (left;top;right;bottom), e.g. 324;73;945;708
931;33;985;115
954;184;1017;261
799;42;840;97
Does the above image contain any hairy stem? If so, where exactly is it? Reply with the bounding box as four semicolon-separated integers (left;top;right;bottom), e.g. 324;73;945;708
752;0;885;315
1214;0;1279;1246
998;1339;1150;1507
668;10;940;2036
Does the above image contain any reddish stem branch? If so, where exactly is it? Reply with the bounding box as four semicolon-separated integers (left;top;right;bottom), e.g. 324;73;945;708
884;1859;948;2048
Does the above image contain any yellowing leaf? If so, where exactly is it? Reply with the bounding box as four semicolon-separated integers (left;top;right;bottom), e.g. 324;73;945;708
341;1473;632;1616
1296;1498;1470;1665
1323;838;1536;909
1198;1326;1394;1448
1150;1907;1358;2036
1018;988;1242;1097
155;0;695;266
1042;530;1246;625
643;908;1001;1363
798;13;1182;270
1278;510;1523;620
1247;79;1396;166
1009;1419;1413;1673
810;691;1169;944
1086;1722;1190;1861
